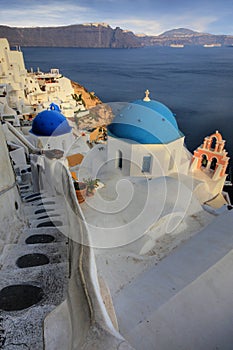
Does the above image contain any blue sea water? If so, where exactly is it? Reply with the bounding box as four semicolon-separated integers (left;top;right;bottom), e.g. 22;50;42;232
22;46;233;162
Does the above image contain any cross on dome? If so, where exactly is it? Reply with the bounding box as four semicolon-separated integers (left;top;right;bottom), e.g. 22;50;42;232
143;89;151;102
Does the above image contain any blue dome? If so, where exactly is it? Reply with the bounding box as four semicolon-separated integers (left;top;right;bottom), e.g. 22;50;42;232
108;99;181;144
30;109;71;137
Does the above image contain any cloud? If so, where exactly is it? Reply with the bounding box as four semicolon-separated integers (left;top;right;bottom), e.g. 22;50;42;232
0;0;231;35
105;13;218;35
171;14;218;32
110;19;163;35
0;1;94;27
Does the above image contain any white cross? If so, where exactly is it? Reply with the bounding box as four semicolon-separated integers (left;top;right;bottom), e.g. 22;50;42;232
143;89;151;101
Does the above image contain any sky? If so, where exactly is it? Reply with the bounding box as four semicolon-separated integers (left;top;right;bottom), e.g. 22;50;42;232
0;0;232;35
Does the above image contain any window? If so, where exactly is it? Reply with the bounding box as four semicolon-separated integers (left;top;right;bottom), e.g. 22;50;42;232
142;155;152;173
210;157;217;171
210;137;217;150
201;154;208;168
116;150;123;169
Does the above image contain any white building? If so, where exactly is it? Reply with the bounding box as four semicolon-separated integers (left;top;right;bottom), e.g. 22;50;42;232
78;90;230;217
107;90;190;178
0;38;87;124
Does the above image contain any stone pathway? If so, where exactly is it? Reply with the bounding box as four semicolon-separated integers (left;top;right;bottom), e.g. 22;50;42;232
0;188;68;350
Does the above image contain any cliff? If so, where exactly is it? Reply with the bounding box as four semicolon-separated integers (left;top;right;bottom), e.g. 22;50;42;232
0;23;141;48
1;24;233;48
71;81;101;109
71;80;113;130
0;23;233;48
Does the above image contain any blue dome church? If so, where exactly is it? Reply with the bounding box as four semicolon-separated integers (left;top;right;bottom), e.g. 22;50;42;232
107;90;188;177
28;104;74;151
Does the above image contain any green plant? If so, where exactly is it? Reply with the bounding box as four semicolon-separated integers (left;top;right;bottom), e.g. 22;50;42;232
72;93;86;108
83;178;99;193
72;93;82;102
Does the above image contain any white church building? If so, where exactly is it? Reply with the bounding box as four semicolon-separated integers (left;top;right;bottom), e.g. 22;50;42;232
107;90;190;178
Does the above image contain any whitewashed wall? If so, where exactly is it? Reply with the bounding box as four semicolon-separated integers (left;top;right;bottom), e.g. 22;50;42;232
107;134;186;178
0;124;23;253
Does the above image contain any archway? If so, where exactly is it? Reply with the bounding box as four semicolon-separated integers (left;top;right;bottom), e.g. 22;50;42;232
210;157;217;171
210;137;217;150
201;154;208;168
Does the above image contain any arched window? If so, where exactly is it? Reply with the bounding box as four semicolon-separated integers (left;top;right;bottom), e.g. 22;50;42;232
201;154;208;168
116;150;123;169
210;137;217;150
210;157;217;171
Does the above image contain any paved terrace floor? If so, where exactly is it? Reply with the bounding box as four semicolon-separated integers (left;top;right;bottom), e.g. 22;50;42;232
114;210;233;350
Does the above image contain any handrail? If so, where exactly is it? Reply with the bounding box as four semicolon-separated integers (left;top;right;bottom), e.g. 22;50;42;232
5;122;40;154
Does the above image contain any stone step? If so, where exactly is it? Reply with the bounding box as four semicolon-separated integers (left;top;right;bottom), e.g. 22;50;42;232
0;241;68;271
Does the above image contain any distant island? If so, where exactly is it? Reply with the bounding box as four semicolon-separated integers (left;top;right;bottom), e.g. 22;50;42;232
0;23;233;48
142;28;233;47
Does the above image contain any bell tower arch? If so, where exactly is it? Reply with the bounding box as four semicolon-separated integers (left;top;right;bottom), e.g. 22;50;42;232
191;131;229;180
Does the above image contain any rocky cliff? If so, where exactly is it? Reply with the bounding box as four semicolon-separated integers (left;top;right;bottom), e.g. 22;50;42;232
71;81;101;109
0;23;141;48
1;24;233;48
71;80;114;130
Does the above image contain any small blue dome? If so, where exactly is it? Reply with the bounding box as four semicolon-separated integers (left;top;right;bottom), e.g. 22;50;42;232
31;109;71;137
108;98;181;144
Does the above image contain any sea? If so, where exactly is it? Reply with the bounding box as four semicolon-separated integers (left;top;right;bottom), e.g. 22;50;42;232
22;46;233;169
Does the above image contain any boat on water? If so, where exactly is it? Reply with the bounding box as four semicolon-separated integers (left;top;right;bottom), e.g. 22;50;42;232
170;44;184;48
203;43;222;48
